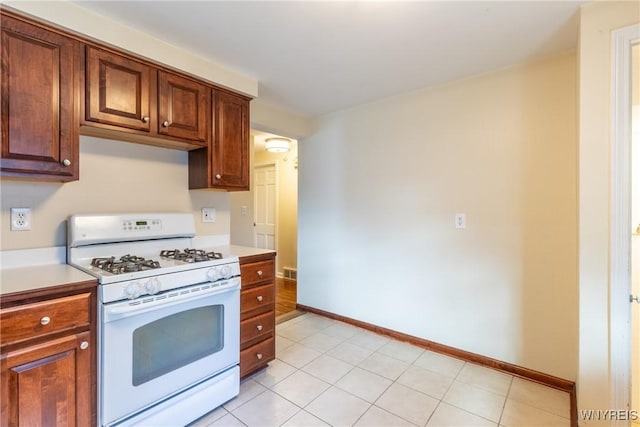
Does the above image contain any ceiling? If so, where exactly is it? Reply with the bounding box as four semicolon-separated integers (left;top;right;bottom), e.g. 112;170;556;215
72;1;587;119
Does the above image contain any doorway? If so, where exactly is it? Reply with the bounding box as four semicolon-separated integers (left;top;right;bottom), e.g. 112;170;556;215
230;130;299;320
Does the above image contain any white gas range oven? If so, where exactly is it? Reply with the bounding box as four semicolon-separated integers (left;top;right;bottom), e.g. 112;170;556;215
67;213;239;427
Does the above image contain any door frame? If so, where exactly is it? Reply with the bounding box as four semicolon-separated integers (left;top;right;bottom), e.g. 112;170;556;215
610;23;640;418
253;162;279;252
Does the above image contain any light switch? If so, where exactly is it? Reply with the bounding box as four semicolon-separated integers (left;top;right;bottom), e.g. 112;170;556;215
455;213;466;229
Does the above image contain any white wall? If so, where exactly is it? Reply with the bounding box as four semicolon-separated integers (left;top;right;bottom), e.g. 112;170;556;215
298;51;578;381
1;136;230;250
577;1;640;423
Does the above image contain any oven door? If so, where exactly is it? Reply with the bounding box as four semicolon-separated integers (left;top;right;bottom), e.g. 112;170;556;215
100;280;240;426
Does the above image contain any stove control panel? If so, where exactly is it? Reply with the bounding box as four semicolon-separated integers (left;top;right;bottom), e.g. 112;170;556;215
100;261;241;304
123;278;162;299
122;219;162;232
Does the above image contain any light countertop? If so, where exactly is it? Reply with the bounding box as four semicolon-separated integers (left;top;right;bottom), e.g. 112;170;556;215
0;243;273;297
218;245;276;259
1;263;97;297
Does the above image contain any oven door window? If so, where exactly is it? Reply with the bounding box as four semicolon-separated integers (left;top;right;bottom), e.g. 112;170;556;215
132;305;224;386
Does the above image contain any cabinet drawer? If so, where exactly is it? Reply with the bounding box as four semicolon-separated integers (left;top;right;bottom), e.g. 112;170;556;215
0;293;91;346
240;260;275;286
240;337;274;378
240;284;274;315
241;311;274;345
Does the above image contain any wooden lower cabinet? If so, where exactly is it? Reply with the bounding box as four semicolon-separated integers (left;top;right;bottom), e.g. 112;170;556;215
1;331;92;426
239;253;276;378
0;282;96;427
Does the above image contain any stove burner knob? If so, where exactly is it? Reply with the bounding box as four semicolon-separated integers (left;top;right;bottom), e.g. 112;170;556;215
145;278;161;295
125;282;141;299
207;268;219;282
220;265;232;279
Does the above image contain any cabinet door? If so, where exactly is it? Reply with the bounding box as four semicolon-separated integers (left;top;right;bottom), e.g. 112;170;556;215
0;331;92;427
158;71;209;143
212;91;249;189
0;14;79;181
85;46;153;132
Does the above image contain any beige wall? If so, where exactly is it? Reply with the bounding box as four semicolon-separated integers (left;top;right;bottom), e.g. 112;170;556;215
298;51;578;380
251;100;314;139
577;1;640;422
3;1;257;97
1;136;230;250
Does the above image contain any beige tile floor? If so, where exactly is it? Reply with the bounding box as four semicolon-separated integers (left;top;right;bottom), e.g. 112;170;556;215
191;313;571;427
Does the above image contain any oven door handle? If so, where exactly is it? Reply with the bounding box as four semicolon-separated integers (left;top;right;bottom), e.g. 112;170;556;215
103;283;239;322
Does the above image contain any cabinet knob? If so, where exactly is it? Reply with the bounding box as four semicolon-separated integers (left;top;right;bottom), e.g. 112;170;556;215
162;120;171;127
215;174;222;179
256;353;263;360
257;270;263;277
80;341;89;350
142;116;150;123
256;295;263;302
40;316;51;325
256;324;263;331
62;159;71;167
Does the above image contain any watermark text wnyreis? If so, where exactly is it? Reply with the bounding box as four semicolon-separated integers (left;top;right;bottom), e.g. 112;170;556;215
580;409;639;421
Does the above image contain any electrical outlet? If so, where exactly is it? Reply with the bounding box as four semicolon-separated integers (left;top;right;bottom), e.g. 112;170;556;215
11;208;31;231
201;208;216;223
455;213;466;229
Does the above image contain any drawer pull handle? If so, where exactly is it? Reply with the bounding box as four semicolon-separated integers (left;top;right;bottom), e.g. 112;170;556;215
257;270;263;277
40;316;51;326
257;296;263;302
256;324;263;331
80;341;89;350
256;353;263;360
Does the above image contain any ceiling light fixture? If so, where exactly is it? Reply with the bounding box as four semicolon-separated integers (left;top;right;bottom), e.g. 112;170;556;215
265;137;291;153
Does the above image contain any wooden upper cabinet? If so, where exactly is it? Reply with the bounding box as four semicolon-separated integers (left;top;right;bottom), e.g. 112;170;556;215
0;13;79;181
82;47;209;148
213;91;249;189
158;71;209;142
85;46;153;132
188;89;249;191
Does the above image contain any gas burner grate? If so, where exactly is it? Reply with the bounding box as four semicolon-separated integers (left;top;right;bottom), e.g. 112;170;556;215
160;248;223;263
91;255;161;275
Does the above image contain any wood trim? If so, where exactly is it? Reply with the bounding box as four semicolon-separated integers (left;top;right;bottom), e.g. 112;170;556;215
0;280;97;307
297;303;577;427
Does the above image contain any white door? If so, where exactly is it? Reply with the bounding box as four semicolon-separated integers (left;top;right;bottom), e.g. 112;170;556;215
611;24;640;423
632;41;640;424
254;164;276;250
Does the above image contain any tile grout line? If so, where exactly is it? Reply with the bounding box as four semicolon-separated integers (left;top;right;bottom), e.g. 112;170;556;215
497;374;514;426
422;359;467;427
231;314;570;427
